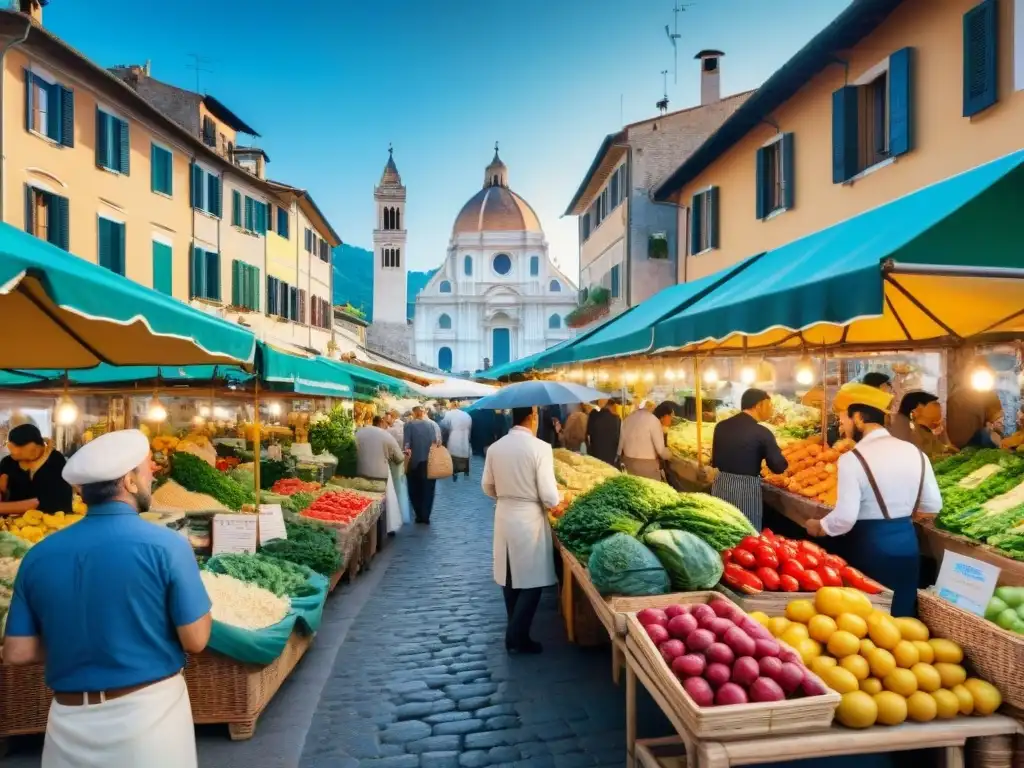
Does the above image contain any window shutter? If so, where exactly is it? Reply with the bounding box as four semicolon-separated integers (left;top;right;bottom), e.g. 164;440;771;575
150;145;159;192
232;191;241;226
689;193;703;254
781;132;795;210
190;245;204;299
46;83;60;141
266;276;275;314
888;47;914;157
191;164;202;209
24;69;32;132
206;251;220;300
244;197;254;230
207;175;221;217
231;260;241;306
24;185;34;235
49;194;69;251
754;146;767;220
831;86;859;183
96;110;108;168
300;289;308;324
258;202;268;234
114;222;126;275
708;186;720;249
97;218;109;270
289;286;298;321
963;1;998;116
250;266;260;311
152;241;173;296
610;265;620;299
60;86;74;147
118;119;130;174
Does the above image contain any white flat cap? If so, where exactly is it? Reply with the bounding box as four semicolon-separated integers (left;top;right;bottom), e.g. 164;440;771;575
63;429;150;485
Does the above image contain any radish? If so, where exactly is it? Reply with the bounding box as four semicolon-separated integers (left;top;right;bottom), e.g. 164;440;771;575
705;662;731;689
705;642;735;666
667;613;698;640
731;656;760;688
659;639;686;662
714;682;749;706
664;604;691;619
758;656;784;682
753;638;780;658
740;617;773;640
722;626;756;658
696;611;719;630
777;662;804;695
638;608;669;627
682;676;714;707
671;653;706;679
690;604;716;625
685;628;715;653
749;677;786;703
708;617;735;639
645;623;670;645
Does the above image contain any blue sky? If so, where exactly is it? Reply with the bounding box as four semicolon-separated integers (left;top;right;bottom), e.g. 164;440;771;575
45;0;850;280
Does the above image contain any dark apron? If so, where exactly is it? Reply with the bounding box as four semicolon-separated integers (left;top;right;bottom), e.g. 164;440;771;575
711;472;763;531
831;447;925;618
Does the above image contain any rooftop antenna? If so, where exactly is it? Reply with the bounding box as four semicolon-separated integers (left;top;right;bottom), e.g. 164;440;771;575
185;53;215;93
664;2;694;84
657;70;670;114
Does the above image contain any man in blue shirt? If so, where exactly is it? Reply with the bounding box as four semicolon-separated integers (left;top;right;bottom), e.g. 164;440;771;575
3;429;211;768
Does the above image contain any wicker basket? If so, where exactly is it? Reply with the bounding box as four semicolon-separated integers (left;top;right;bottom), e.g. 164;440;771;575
917;589;1024;711
623;592;840;740
0;661;50;738
715;584;894;616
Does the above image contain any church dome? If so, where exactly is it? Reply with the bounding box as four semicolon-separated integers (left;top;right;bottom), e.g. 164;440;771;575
452;145;543;236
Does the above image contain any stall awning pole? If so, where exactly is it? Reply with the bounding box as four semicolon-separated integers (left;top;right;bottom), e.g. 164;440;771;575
253;379;261;505
694;357;703;469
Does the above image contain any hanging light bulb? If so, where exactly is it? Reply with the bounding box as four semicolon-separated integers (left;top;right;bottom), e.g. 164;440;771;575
54;393;79;426
192;413;206;426
643;369;656;383
971;362;996;392
664;369;676;382
269;402;282;417
739;359;757;385
702;365;719;385
199;405;212;418
676;368;687;381
598;370;610;382
146;393;167;422
795;355;816;387
624;371;638;385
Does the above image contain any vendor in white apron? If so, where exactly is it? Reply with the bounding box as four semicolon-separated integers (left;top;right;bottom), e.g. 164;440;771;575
710;388;788;530
3;430;211;768
482;407;561;654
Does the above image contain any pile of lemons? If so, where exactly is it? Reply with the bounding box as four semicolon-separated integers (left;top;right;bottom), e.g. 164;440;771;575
750;586;1002;728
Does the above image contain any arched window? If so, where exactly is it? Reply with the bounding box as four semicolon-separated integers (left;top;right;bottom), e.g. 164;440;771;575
548;314;561;329
530;256;539;276
438;313;452;329
492;253;512;275
438;346;453;372
549;279;561;292
383;208;389;230
394;247;400;268
464;255;473;276
439;280;452;293
395;208;401;230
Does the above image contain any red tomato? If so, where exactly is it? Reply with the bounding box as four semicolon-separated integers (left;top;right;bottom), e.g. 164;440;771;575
799;540;826;557
721;548;735;565
816;565;842;587
733;548;758;569
738;535;762;554
723;564;763;594
780;559;805;579
755;567;781;591
796;552;820;570
775;544;794;564
753;544;779;569
858;577;885;595
760;528;777;544
798;569;824;592
840;566;865;586
823;554;847;570
779;574;800;592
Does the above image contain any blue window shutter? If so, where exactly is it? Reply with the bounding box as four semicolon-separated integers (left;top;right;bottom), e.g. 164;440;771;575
206;251;220;300
207;175;221;217
754;146;766;220
114;222;126;275
244;197;253;230
690;193;704;253
46;83;60;141
708;187;720;249
49;193;69;251
118;119;130;174
60;87;74;147
610;265;620;298
888;47;913;157
150;144;158;192
152;241;173;295
831;86;859;183
96;110;109;169
24;185;34;234
24;69;33;132
963;0;998;117
97;218;109;270
781;132;795;210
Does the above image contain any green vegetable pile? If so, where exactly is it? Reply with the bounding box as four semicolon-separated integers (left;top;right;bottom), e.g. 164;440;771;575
643;529;724;591
309;407;358;477
935;449;1024;534
205;553;316;597
647;493;756;551
587;533;669;597
282;491;318;515
170;453;254;511
261;520;342;576
260;457;297;490
0;532;32;558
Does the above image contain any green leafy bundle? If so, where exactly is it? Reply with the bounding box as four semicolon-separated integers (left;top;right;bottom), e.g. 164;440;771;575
988;522;1024;560
0;532;32;559
935;450;1024;534
205;553;316;597
260;457;297;490
261;520;342;576
170;453;254;511
282;491;318;515
309;407;357;477
648;493;756;551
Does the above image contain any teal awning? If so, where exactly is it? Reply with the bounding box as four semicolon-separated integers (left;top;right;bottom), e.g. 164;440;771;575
0;223;256;368
259;345;354;398
478;337;578;381
319;358;412;397
651;150;1024;354
0;365;250;390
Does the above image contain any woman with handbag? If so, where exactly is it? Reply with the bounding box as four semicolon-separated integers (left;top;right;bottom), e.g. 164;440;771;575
404;406;444;524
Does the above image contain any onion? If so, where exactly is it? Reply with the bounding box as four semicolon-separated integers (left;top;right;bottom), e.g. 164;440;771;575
714;682;749;706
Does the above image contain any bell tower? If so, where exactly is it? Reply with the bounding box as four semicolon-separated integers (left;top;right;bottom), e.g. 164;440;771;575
372;145;408;325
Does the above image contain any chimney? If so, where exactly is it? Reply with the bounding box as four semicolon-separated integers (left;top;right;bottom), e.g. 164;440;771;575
17;0;44;25
695;50;724;106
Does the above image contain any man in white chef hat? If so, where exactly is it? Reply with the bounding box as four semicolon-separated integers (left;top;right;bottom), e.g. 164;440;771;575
3;429;211;768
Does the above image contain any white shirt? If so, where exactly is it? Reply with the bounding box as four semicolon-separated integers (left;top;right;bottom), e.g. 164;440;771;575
441;409;472;459
821;428;942;537
387;419;404;445
618;409;672;461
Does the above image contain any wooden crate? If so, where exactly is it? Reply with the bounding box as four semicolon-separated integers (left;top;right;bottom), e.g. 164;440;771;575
714;584;894;617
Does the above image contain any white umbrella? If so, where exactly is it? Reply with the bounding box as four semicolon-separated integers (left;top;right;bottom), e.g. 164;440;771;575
418;378;497;400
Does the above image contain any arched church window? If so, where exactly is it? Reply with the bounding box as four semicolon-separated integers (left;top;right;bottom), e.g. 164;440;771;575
383;208;390;230
464;255;472;276
548;314;561;329
394;248;401;267
492;253;511;276
395;208;400;230
438;346;453;372
439;280;452;293
549;280;561;292
438;313;452;330
530;256;539;276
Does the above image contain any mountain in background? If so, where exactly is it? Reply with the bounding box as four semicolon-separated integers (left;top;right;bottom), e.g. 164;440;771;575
332;243;436;322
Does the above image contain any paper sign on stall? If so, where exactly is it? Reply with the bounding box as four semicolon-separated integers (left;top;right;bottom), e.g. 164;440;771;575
212;514;258;555
935;550;1000;616
258;504;287;545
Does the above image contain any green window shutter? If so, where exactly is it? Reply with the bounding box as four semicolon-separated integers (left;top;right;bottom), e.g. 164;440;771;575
118;119;130;174
610;265;620;298
114;221;126;275
206;251;220;300
98;218;123;274
48;193;69;251
96;110;109;169
152;241;173;296
754;146;767;220
232;190;242;226
24;185;35;234
97;217;109;270
689;193;703;254
190;164;203;209
249;266;260;311
207;174;221;217
60;86;74;148
150;144;159;192
831;86;859;183
964;0;998;116
708;186;720;249
888;47;914;157
258;202;268;234
190;245;205;299
24;69;32;132
244;197;254;230
781;132;795;210
46;82;60;141
231;259;242;306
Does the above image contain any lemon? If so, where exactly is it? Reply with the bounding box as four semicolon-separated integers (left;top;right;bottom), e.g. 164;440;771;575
797;637;822;664
836;691;878;729
786;599;817;624
934;663;966;689
808;614;838;644
781;624;810;648
823;666;861;695
836;613;868;639
951;683;974;715
815;587;847;618
767;617;792;638
867;616;901;650
810;655;838;678
906;690;938;723
867;648;897;678
860;677;883;695
964;678;1002;715
928;638;963;664
873;691;908;726
860;638;877;656
893;617;929;642
911;663;942;693
842;589;875;618
883;668;918;697
892;640;921;669
931;689;960;719
840;654;870;681
749;611;771;626
912;640;934;664
827;630;861;659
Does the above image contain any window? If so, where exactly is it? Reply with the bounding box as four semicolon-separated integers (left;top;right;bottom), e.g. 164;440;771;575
610;264;621;299
492;253;512;275
24;70;74;147
190;164;221;217
438;313;452;330
96;109;129;174
382;248;401;268
98;217;126;275
152;240;173;296
24;186;69;250
231;260;260;311
689;187;719;253
202;116;216;147
549;279;561;292
150;144;173;196
309;296;331;329
464;255;473;276
530;256;539;276
581;212;591;242
232;190;242;227
236;194;267;234
439;280;452;293
190;244;220;300
438;346;453;372
755;133;794;219
832;48;913;183
277;207;290;238
320;240;330;263
548;314;561;329
963;0;998;116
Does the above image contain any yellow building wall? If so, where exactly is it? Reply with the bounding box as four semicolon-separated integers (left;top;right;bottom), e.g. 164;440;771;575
198;102;237;151
5;48;192;301
267;231;297;284
673;0;1024;281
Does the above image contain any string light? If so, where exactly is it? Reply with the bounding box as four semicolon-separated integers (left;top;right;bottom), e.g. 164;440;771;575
54;394;79;426
702;366;719;385
664;369;676;382
971;363;995;392
624;371;638;385
795;354;816;387
739;359;757;385
269;402;282;417
146;393;167;423
643;370;656;383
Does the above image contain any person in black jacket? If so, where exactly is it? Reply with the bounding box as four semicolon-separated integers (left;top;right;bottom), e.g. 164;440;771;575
586;399;621;467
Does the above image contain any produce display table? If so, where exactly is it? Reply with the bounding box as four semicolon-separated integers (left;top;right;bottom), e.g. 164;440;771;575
666;458;715;492
760;484;829;528
915;517;1024;588
317;496;383;582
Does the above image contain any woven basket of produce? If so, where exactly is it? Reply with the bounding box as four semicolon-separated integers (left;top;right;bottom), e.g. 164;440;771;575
0;661;50;738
